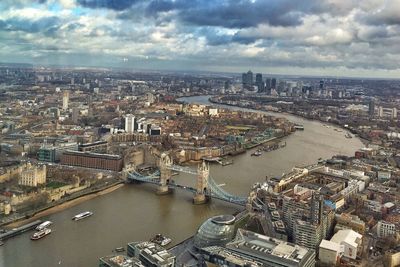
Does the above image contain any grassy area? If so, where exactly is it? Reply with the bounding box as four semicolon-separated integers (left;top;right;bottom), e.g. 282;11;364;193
46;181;67;189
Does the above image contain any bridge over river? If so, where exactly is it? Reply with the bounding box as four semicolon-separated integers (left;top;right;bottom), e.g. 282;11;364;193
127;153;248;206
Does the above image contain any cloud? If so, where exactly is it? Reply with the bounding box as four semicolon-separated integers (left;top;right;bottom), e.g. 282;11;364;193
77;0;139;11
0;0;400;77
362;0;400;26
0;16;61;35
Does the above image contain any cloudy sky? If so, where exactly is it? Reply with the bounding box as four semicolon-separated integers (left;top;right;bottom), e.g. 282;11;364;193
1;0;400;78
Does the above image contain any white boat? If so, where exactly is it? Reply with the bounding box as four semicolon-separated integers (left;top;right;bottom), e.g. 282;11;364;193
160;237;172;246
150;234;172;246
31;228;51;240
36;221;53;231
72;211;93;221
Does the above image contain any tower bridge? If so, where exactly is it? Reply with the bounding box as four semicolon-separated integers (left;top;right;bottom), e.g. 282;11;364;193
127;153;248;206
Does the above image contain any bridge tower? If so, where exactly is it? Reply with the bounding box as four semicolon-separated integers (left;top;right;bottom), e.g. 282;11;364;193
157;153;172;195
193;161;209;204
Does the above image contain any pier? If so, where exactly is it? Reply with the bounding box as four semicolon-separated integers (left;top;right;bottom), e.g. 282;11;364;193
0;220;42;241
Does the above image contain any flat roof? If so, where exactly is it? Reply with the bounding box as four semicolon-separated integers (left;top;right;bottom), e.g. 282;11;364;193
79;141;107;147
319;240;341;252
63;150;122;160
226;229;314;264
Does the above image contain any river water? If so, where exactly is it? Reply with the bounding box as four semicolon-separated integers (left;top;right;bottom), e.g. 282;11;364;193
0;95;363;267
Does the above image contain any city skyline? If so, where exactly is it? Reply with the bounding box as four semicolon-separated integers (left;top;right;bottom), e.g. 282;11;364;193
1;0;400;78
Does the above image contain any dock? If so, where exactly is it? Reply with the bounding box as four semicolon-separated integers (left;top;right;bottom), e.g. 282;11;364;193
0;220;42;241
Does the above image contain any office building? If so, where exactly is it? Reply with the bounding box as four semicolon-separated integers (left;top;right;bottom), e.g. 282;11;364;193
283;193;334;250
61;151;123;171
255;73;265;93
378;106;397;119
62;90;69;111
72;107;80;123
271;78;277;89
266;78;272;92
319;80;324;90
38;147;56;162
125;114;136;133
369;100;375;116
200;229;316;267
242;70;253;89
330;229;362;260
78;141;108;153
334;213;366;234
377;220;397;238
99;255;143;267
127;241;175;267
194;214;236;248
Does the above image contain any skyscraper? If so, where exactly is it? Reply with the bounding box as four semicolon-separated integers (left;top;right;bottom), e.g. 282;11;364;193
242;70;253;89
271;78;277;89
62;90;69;111
125;114;135;133
319;80;324;90
369;100;375;117
255;73;264;93
265;78;272;92
72;107;79;123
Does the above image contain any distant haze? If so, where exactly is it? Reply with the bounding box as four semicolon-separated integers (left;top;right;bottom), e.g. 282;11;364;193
1;0;400;78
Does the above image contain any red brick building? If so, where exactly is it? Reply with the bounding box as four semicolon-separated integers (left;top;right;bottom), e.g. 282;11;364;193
61;151;123;171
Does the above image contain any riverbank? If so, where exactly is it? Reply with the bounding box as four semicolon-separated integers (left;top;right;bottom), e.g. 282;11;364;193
4;182;125;228
207;96;369;147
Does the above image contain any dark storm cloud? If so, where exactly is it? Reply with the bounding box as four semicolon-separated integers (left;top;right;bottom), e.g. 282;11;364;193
89;0;330;28
0;16;61;35
77;0;140;11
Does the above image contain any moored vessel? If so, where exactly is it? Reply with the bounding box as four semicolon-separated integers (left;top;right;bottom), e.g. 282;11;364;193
36;221;52;231
31;228;51;240
150;234;172;246
251;151;262;156
294;124;304;130
72;211;93;221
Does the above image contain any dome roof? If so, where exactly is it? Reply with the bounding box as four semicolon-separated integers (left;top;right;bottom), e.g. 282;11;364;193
194;215;236;248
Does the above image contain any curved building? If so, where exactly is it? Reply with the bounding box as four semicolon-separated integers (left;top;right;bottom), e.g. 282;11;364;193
194;215;236;248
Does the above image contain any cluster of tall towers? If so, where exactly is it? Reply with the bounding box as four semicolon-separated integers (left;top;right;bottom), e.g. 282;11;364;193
242;70;276;93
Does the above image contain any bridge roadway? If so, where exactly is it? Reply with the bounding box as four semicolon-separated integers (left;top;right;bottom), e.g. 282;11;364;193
128;167;247;206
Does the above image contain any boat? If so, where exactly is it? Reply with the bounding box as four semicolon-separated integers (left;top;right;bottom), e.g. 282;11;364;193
345;133;353;139
294;124;304;130
114;247;125;252
72;211;93;221
30;228;51;240
150;234;172;246
36;221;52;231
251;151;262;156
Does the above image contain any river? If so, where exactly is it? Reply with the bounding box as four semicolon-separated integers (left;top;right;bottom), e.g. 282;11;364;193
0;95;364;267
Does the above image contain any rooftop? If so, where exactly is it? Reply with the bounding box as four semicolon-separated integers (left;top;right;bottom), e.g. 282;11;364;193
63;150;122;160
319;240;341;253
331;229;362;248
128;242;175;265
225;229;314;264
99;255;143;267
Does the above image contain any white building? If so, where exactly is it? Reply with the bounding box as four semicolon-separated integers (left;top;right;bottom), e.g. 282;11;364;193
19;164;46;187
377;221;397;238
319;239;341;265
378;106;397;119
330;229;362;260
125;114;135;133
